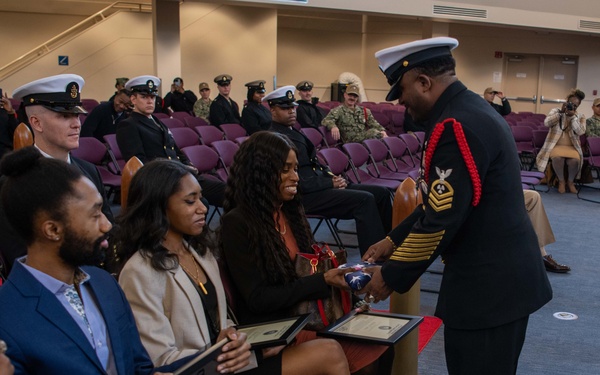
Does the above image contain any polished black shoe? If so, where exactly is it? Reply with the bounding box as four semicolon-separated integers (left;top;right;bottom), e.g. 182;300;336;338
543;255;571;273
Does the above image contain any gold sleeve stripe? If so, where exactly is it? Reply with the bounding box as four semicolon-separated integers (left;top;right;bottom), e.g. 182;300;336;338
402;235;444;244
390;254;432;262
394;246;438;253
390;230;445;262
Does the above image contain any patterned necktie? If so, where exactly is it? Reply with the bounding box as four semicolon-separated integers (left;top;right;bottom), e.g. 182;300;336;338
64;285;94;339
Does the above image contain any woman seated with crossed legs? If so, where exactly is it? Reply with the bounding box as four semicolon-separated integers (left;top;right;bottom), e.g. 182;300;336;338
115;159;348;375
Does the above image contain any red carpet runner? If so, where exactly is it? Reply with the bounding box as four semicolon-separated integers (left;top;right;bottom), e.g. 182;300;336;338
418;316;442;354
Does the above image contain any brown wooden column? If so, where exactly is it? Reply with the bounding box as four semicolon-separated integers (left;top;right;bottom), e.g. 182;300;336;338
390;177;422;375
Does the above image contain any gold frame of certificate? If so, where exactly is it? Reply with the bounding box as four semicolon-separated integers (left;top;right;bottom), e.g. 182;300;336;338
317;311;423;345
173;338;228;375
236;314;311;349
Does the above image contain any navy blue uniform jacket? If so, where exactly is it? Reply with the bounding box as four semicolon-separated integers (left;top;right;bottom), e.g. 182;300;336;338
382;81;552;329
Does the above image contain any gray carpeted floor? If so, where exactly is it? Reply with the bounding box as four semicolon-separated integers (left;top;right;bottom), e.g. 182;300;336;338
313;182;600;374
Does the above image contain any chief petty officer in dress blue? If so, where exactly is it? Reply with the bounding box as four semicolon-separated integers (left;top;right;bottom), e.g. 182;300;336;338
241;80;271;135
116;75;226;207
116;75;193;165
362;37;552;375
209;74;241;126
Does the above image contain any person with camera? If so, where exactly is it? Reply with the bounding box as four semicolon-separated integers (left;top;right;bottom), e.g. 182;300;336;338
535;89;586;194
163;77;197;115
483;87;512;116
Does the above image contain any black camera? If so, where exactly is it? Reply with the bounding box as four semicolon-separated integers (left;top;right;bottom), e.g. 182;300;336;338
492;91;498;95
565;102;575;111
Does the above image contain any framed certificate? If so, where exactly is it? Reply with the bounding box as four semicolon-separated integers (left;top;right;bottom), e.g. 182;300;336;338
317;311;423;345
174;338;228;375
236;314;310;349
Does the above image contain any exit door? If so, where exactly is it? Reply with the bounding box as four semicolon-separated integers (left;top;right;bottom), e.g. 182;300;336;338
503;53;578;115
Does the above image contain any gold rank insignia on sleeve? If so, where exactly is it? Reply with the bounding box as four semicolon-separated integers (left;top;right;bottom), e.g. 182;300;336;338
390;230;445;262
428;167;453;212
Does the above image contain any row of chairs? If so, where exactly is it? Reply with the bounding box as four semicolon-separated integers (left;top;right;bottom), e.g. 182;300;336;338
314;136;424;196
506;119;545;130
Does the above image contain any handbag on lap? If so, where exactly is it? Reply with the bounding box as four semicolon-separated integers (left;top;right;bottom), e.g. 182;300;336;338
292;243;352;331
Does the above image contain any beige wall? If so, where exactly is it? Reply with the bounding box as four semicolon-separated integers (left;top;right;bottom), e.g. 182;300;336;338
0;12;85;67
276;13;600;117
0;11;154;101
0;3;278;103
450;23;600;118
2;2;600;118
179;3;278;102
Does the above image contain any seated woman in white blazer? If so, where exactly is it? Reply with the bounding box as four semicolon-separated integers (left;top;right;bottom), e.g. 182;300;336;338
116;160;349;375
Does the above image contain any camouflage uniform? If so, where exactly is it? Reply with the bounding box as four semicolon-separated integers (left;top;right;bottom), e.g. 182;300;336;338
193;98;212;123
322;104;385;143
586;115;600;138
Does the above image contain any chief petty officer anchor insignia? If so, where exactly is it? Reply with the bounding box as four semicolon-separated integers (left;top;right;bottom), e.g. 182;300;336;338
429;167;454;212
70;83;78;99
420;117;483;212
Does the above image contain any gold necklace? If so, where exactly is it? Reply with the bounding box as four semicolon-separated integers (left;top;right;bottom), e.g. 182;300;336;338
180;253;208;294
276;220;287;235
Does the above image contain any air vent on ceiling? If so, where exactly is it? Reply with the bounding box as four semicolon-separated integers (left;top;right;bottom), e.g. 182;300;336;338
433;5;487;19
579;20;600;31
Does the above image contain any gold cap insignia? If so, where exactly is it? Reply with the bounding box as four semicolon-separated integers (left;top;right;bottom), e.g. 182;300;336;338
69;83;78;99
402;60;409;67
286;91;293;100
147;80;154;89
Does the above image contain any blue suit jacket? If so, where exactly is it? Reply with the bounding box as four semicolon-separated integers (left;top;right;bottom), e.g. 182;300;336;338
0;261;154;375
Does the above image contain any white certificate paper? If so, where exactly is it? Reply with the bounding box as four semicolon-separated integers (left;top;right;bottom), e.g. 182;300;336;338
332;314;409;339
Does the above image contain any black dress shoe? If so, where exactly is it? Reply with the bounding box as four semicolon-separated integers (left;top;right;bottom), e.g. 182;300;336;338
543;255;571;273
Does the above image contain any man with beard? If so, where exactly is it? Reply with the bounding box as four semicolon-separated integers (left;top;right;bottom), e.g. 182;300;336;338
0;74;113;276
363;37;552;374
322;84;388;143
0;147;166;374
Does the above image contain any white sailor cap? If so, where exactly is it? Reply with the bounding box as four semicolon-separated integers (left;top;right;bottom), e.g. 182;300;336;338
126;75;160;94
263;85;298;108
375;37;459;101
13;74;86;114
